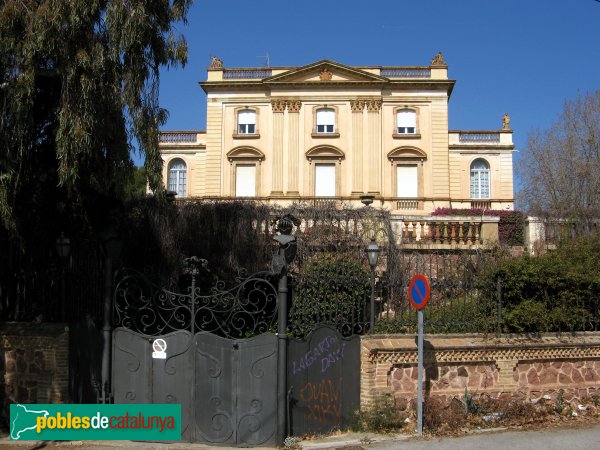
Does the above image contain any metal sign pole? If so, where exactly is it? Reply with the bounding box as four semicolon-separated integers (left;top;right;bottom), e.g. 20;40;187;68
417;309;424;435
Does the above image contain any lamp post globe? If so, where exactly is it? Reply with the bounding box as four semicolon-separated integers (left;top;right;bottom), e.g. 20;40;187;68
364;237;380;334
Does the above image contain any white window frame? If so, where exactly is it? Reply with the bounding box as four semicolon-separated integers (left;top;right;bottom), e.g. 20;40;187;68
396;109;416;135
470;159;490;199
396;165;418;198
167;159;187;197
237;109;256;134
316;108;335;134
235;164;256;197
314;163;336;197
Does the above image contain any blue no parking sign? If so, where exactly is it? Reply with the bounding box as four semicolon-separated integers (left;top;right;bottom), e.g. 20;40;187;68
409;273;430;436
408;274;430;310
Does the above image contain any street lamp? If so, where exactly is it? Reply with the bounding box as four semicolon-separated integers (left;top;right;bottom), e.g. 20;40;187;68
55;233;71;322
365;237;380;334
55;232;71;259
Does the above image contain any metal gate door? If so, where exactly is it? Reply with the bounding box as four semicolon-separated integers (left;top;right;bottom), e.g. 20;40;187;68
112;328;277;445
195;332;277;445
111;261;279;446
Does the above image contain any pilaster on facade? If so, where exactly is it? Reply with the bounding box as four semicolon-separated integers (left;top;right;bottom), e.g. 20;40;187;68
351;100;365;194
205;102;223;196
271;100;286;195
287;101;301;195
366;99;382;195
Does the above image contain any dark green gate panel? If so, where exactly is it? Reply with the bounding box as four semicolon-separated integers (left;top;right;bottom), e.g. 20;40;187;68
112;328;153;404
194;332;235;444
236;333;278;446
287;325;360;436
112;328;277;446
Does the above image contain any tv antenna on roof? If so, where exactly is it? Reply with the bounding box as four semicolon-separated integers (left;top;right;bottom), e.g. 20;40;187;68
258;52;270;68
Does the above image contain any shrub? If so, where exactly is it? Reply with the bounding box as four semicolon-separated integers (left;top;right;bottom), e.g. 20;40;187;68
350;394;406;433
477;231;600;332
422;396;467;432
289;253;370;338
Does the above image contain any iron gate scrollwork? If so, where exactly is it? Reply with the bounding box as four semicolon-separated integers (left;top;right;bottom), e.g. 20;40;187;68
112;258;279;446
113;257;278;338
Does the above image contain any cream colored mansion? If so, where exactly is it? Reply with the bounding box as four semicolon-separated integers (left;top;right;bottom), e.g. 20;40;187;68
159;55;515;214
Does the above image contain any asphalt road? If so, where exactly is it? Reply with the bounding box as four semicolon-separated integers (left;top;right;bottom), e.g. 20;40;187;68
368;424;600;450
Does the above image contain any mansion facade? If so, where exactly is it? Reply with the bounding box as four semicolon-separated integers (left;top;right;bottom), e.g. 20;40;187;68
159;55;515;214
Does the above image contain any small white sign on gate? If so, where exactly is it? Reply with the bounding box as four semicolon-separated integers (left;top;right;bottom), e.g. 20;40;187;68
152;338;167;359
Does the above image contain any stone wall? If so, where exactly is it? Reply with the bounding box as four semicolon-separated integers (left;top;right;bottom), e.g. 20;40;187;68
1;322;69;426
361;333;600;409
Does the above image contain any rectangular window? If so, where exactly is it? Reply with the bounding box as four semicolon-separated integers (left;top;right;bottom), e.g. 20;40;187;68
315;163;336;197
396;165;418;197
316;109;335;134
238;110;256;134
470;171;490;199
396;110;416;134
235;164;256;197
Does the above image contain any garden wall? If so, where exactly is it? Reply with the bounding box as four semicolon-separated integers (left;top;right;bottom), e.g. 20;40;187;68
0;322;69;423
361;333;600;410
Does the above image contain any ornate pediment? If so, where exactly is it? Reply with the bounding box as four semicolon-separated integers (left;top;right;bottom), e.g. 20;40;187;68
264;60;388;84
227;146;265;161
306;145;345;161
387;146;427;161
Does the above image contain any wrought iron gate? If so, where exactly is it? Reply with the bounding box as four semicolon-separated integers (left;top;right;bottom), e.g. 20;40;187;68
111;258;279;446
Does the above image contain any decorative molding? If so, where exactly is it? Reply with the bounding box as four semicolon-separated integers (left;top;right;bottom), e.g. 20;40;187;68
350;100;365;112
287;100;302;113
431;51;447;66
226;146;265;162
271;100;287;113
366;99;382;112
369;345;600;365
305;145;345;161
502;112;511;130
319;69;333;81
209;56;223;69
387;146;427;161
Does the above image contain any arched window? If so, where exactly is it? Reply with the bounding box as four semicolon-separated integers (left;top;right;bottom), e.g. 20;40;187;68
316;108;335;133
168;159;187;197
470;159;490;199
237;109;256;134
396;109;416;134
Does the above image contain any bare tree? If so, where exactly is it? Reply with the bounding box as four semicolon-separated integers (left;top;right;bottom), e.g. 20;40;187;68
518;90;600;220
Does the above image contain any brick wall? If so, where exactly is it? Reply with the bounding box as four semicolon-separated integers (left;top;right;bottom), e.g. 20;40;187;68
1;322;69;425
361;333;600;409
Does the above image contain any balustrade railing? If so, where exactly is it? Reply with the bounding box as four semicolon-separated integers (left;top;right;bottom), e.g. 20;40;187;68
396;199;420;210
471;200;492;209
395;219;483;246
381;68;431;78
223;69;272;79
159;132;199;144
458;132;500;143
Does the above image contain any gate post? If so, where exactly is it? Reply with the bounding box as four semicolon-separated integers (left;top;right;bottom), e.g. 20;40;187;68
100;228;121;404
272;215;299;446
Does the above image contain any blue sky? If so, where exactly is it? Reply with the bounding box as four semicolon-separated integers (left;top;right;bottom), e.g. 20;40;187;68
155;0;600;188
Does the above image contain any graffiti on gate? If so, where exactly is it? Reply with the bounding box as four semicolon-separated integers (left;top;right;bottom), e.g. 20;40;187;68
298;377;343;424
287;325;360;436
290;334;346;375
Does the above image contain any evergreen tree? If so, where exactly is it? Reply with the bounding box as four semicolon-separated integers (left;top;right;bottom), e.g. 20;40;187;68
0;0;191;244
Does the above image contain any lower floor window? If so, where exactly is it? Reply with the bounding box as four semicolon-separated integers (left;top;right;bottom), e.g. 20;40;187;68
235;164;256;197
168;159;187;197
396;165;418;197
315;163;336;197
470;160;490;199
